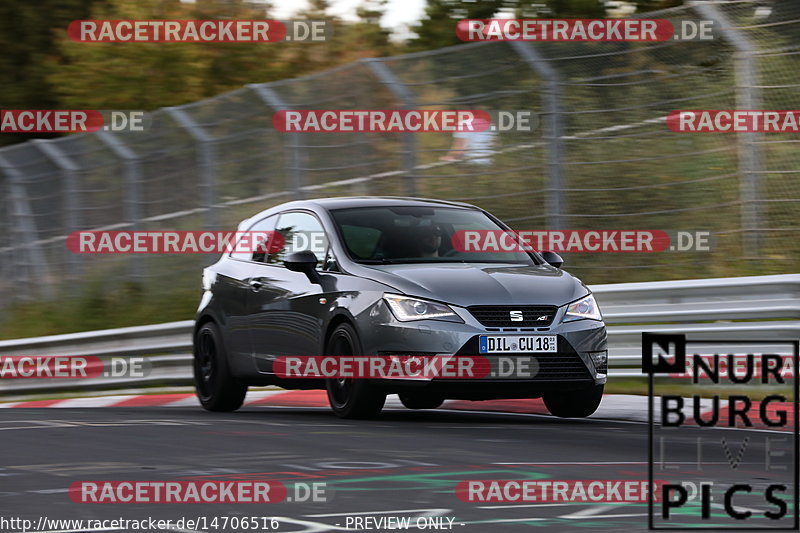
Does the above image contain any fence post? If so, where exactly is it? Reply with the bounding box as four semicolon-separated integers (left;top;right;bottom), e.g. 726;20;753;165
163;107;219;229
510;41;566;230
0;154;53;300
31;140;82;280
96;130;144;280
690;1;762;256
362;58;418;197
248;83;306;199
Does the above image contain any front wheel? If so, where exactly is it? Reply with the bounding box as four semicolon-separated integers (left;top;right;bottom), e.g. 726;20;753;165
194;322;247;412
543;384;604;418
325;323;386;419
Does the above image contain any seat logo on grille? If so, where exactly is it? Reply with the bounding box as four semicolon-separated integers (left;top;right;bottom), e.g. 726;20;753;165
509;310;523;321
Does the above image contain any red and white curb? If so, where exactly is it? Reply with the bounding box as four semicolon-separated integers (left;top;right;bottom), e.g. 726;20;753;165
1;390;646;414
0;390;643;412
0;392;791;431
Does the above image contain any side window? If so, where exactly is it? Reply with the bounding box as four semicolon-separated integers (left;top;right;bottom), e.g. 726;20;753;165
341;224;381;259
229;215;277;261
269;211;329;267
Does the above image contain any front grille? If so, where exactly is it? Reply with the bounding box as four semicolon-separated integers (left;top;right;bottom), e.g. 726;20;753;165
524;353;593;381
468;305;557;327
454;353;592;382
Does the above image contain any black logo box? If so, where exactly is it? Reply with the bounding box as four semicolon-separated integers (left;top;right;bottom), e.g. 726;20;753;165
643;333;799;530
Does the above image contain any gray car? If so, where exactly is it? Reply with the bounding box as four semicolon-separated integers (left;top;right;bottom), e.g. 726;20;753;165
193;197;607;418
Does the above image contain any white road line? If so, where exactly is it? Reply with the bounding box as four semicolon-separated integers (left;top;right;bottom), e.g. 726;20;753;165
306;508;450;518
494;461;649;465
478;503;581;509
459;517;547;524
559;503;643;519
495;461;749;465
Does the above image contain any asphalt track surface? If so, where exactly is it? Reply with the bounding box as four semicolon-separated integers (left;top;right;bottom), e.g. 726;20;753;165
1;401;796;532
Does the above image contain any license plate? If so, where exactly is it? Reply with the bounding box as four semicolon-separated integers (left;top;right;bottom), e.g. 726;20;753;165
479;335;557;354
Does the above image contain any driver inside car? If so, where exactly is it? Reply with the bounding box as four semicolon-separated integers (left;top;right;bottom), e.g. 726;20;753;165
414;224;443;258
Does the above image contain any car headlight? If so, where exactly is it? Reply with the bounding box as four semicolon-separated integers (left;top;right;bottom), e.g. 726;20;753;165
563;294;602;322
383;294;463;323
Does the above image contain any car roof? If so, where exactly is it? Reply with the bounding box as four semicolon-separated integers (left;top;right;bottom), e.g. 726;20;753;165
242;196;480;226
307;196;477;210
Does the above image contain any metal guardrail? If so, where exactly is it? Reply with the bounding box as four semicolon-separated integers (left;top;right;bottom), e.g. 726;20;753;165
1;274;798;392
593;273;800;376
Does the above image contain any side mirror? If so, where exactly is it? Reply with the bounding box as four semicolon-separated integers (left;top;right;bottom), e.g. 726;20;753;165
285;250;321;283
541;251;564;268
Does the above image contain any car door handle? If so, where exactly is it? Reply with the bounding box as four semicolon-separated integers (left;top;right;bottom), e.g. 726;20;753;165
249;280;264;291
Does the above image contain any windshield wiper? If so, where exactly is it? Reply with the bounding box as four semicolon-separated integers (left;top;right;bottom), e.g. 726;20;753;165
357;258;397;264
359;258;468;264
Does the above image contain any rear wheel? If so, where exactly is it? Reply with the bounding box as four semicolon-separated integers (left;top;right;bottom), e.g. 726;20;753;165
543;384;604;418
194;322;247;412
399;393;444;410
325;323;386;419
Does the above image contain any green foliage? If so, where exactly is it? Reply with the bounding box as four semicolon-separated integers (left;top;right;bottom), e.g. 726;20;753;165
629;0;685;11
544;0;606;18
0;277;198;339
3;0;397;117
410;0;513;50
408;0;647;51
0;0;102;146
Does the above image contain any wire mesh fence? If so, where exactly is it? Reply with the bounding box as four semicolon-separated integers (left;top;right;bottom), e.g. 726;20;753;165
0;1;798;324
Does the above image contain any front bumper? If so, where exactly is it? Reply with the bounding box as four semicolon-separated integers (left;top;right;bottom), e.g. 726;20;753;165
358;300;608;396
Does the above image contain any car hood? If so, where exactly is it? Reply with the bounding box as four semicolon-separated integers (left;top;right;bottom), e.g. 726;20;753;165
358;263;588;307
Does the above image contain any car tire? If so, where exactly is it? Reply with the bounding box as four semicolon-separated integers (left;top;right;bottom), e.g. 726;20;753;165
193;322;247;412
399;393;444;410
543;384;604;418
325;323;386;419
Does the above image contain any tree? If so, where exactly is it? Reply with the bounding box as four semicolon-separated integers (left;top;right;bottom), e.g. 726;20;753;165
409;0;514;51
45;0;285;110
629;0;685;11
544;0;606;18
409;0;619;51
353;0;394;57
0;0;102;146
42;0;397;113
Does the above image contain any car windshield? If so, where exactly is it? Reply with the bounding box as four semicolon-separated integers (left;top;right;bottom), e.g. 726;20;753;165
330;205;538;265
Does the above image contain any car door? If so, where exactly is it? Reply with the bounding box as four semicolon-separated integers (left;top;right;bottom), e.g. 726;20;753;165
246;210;332;374
216;214;278;375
